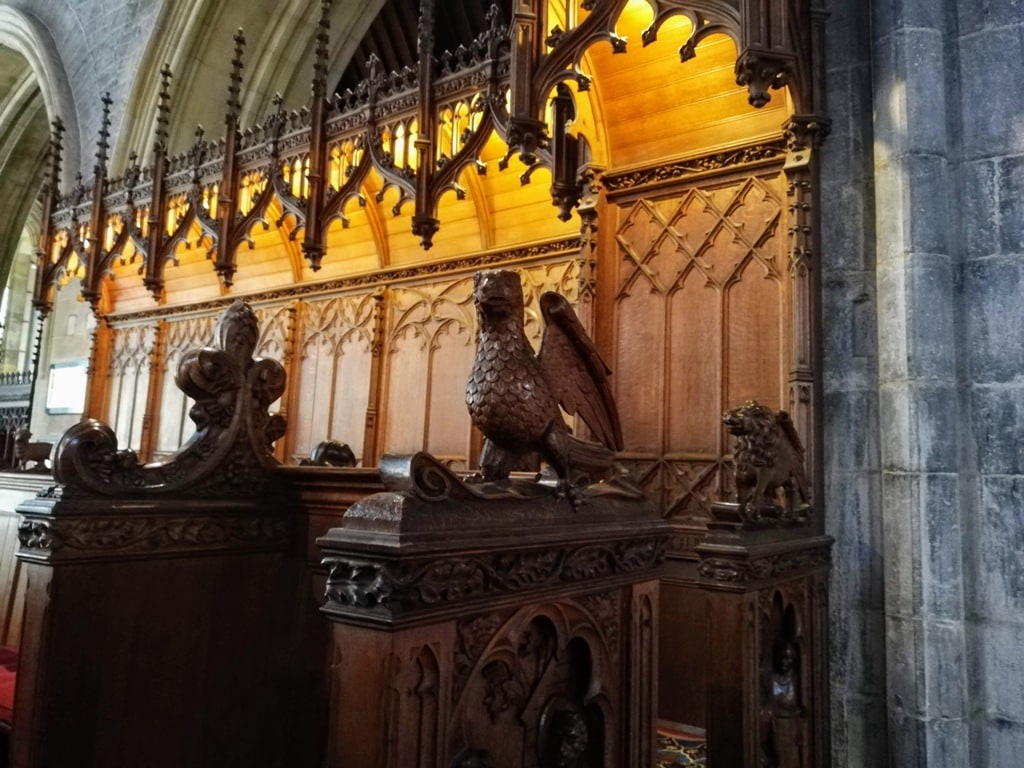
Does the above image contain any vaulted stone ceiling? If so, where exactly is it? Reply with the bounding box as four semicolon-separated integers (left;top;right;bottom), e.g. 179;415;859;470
0;44;48;288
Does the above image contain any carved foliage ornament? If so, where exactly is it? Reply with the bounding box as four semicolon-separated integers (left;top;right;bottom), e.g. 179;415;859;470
323;537;666;616
53;301;286;497
17;511;290;556
697;547;830;583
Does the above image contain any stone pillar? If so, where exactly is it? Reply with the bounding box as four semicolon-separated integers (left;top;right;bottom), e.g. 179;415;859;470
871;3;968;765
820;0;887;764
954;4;1024;765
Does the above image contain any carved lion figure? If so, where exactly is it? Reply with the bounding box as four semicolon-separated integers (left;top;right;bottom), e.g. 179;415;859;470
724;401;809;515
13;429;53;472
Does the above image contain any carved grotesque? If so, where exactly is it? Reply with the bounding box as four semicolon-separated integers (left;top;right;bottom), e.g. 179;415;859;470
466;270;622;502
724;401;809;516
13;429;53;472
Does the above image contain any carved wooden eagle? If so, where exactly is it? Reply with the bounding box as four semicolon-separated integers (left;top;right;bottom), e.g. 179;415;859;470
465;270;623;496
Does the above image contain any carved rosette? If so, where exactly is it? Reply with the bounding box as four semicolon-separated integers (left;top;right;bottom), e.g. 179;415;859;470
52;301;286;497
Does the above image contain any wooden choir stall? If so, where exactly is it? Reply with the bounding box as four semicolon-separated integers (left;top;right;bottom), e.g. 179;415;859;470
5;1;837;765
2;286;831;767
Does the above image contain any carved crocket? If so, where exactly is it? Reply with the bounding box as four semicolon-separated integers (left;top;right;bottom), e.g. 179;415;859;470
465;270;622;499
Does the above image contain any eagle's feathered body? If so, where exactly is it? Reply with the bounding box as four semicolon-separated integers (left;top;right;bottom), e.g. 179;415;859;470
466;270;622;492
466;304;558;448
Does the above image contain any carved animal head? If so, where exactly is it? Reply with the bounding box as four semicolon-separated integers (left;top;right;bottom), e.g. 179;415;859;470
723;401;775;437
13;429;31;444
723;401;779;466
472;270;524;322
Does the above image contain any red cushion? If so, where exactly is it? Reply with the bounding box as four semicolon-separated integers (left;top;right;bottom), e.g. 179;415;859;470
0;669;14;724
0;646;17;725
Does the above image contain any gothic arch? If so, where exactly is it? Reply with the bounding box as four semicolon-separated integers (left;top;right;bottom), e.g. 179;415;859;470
0;7;80;184
113;0;386;170
0;8;82;292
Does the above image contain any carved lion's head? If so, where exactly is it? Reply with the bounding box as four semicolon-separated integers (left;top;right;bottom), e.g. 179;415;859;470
723;401;778;466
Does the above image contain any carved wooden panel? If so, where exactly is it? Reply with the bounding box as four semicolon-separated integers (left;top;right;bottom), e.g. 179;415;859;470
155;315;216;455
377;261;580;468
448;600;620;767
380;279;476;466
105;324;157;452
93;255;581;466
606;170;788;521
292;294;377;464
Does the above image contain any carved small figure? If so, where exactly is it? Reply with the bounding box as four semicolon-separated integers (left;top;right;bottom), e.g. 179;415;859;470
768;641;800;714
724;401;810;516
466;270;622;503
13;429;53;472
760;640;806;768
546;707;589;768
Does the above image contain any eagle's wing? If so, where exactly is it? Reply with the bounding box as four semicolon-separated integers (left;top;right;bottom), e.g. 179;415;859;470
537;292;623;451
776;411;805;455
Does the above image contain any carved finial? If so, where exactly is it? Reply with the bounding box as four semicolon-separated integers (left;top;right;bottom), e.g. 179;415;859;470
367;53;382;85
312;0;331;97
417;0;435;58
227;28;245;121
268;92;285;148
47;117;65;195
190;125;206;180
95;92;113;173
53;300;287;498
155;64;173;151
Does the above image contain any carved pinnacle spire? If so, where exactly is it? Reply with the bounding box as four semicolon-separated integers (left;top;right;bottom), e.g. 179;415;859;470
485;3;504;44
190;124;206;181
155;64;173;153
95;92;113;174
417;0;435;58
227;28;245;122
312;0;331;98
269;92;285;149
47;117;65;195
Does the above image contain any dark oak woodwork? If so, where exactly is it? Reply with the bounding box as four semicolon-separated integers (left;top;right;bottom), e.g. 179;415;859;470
16;2;839;765
659;504;833;768
317;453;668;768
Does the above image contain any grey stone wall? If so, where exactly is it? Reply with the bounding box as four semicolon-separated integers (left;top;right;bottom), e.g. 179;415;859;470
823;0;1024;766
1;0;161;177
955;2;1024;765
820;0;888;763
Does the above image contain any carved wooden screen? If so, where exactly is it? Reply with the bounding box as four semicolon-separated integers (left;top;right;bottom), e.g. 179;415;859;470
92;256;584;467
379;279;477;467
155;315;216;456
104;324;157;453
375;261;581;469
254;304;294;455
290;294;377;465
603;163;790;523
